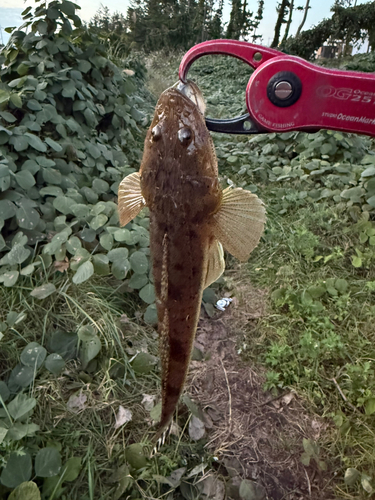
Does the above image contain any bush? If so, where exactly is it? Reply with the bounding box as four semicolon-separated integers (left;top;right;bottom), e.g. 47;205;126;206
0;1;156;321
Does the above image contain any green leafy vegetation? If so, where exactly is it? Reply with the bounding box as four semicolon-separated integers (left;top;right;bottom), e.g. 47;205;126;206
0;0;160;323
185;54;375;498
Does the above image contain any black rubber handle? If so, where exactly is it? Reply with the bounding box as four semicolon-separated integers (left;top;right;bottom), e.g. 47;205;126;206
205;113;266;134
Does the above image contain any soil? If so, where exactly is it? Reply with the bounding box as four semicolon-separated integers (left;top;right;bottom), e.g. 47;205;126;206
187;283;334;500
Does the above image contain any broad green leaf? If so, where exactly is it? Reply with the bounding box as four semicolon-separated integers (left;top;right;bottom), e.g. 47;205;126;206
129;251;148;274
6;311;26;326
7;244;30;265
35;447;62;478
131;352;156;374
30;283;56;299
66;236;82;254
361;165;375;177
112;259;130;280
239;479;266;500
125;443;148;470
6;422;40;441
25;133;47;152
365;398;375;415
0;452;32;488
144;304;158;325
16;206;40;230
45;353;65;375
15;170;35;189
2;270;19;287
93;253;110;275
73;261;94;284
49;330;78;360
11;364;35;387
61;457;82;482
27;99;42;111
77;325;96;341
8;481;41;500
139;283;155;304
20;342;47;369
0;381;10;402
344;468;360;486
45;137;63;151
352;256;362;268
79;336;102;369
11;136;29;152
53;196;75;215
335;278;348;294
128;273;148;289
0;200;16;219
107;247;129;262
7;393;37;421
0;111;17;123
40;186;63;197
71;204;90;218
90;214;108;230
92;178;109;194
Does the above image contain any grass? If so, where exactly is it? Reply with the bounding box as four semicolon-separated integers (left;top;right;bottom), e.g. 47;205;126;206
238;196;375;498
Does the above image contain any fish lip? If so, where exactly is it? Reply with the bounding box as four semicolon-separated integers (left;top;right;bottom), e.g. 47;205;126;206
172;81;206;115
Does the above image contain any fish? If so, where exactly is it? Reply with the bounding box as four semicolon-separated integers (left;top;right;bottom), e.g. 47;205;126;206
117;81;266;441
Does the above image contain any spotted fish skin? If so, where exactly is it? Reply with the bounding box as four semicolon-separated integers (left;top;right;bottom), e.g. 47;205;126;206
140;88;222;434
117;82;266;440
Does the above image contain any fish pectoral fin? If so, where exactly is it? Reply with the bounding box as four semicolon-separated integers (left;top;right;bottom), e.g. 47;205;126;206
118;172;146;227
212;187;266;262
204;239;225;289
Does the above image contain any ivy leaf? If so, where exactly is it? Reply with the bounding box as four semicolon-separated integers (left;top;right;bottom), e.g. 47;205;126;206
45;353;65;375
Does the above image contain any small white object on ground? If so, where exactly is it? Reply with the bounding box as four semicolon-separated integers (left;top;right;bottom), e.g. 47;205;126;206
215;298;233;311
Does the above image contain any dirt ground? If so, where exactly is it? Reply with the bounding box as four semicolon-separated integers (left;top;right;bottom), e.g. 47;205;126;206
187;284;334;500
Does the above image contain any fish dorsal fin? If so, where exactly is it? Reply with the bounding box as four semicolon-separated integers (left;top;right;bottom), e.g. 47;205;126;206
212;187;266;262
203;239;225;289
118;172;146;227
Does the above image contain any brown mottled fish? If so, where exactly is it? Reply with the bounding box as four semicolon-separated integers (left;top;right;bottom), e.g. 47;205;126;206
117;81;266;440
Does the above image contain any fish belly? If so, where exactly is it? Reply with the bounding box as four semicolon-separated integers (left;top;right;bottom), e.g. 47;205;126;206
150;215;209;431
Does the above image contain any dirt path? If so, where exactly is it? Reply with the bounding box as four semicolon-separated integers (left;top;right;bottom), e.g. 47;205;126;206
188;284;333;500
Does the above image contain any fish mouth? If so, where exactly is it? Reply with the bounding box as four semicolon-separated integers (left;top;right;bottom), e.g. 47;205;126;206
175;80;206;115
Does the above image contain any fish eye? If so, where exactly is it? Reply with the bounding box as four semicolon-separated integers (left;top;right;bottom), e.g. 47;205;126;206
178;127;192;145
151;125;162;141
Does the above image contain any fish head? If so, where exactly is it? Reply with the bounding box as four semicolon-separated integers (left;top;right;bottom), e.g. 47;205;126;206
140;81;220;214
142;81;215;172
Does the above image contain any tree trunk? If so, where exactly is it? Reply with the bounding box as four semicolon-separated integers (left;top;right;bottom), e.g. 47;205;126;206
281;0;294;43
271;0;289;47
295;0;310;37
241;0;248;38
